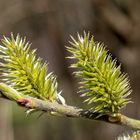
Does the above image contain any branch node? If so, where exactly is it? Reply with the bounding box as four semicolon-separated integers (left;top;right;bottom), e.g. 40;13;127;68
17;98;33;108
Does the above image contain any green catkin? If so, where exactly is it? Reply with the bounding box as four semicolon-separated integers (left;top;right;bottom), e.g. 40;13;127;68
0;34;64;103
67;32;132;115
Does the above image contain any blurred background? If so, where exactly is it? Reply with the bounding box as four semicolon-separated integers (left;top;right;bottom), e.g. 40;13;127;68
0;0;140;140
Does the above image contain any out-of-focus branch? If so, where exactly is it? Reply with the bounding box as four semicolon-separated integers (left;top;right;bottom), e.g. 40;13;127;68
92;0;135;41
0;82;140;130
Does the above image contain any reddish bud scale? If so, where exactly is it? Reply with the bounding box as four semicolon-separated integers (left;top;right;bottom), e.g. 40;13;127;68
17;98;32;108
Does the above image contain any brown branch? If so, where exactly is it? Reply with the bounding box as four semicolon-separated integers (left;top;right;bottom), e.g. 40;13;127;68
92;0;134;41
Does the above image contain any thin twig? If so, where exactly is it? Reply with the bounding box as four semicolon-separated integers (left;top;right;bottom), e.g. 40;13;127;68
0;83;140;130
